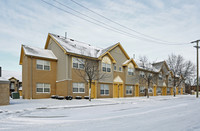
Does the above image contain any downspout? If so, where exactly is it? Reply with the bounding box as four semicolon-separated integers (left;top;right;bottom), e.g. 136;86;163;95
30;56;33;99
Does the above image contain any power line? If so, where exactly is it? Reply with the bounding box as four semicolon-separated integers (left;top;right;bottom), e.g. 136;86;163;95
41;0;190;45
70;0;189;45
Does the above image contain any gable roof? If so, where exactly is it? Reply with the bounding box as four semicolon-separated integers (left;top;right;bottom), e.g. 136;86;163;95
152;61;170;72
2;70;22;82
45;33;103;58
122;58;138;68
45;33;130;60
20;45;57;65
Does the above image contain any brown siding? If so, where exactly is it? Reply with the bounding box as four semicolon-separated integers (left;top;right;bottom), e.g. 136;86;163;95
0;83;9;105
22;56;57;99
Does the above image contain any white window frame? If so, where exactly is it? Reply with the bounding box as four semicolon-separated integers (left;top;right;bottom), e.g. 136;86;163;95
73;83;85;93
167;88;170;93
149;87;153;93
36;60;50;71
128;68;134;75
140;87;145;93
159;72;162;80
126;86;133;95
140;71;145;78
102;63;111;72
72;57;85;69
36;83;51;93
119;66;122;72
100;84;109;95
157;87;161;94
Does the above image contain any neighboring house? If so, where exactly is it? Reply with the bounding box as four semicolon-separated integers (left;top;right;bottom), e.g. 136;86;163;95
1;70;22;95
0;67;10;105
19;33;185;99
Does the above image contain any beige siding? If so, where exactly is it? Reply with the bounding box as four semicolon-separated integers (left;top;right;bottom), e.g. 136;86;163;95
47;38;68;81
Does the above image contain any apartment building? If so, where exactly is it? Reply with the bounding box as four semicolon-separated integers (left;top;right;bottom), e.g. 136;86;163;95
19;33;185;99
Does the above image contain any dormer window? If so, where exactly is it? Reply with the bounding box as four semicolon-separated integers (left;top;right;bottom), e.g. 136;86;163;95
128;68;134;75
119;67;122;72
102;56;111;73
114;65;117;71
102;63;111;72
140;71;145;78
73;57;85;69
159;72;162;80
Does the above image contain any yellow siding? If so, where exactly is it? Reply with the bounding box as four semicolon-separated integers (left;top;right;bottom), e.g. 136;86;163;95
91;83;96;99
135;84;139;97
162;87;167;96
153;85;157;96
171;88;173;95
176;88;178;95
181;88;183;95
113;84;123;98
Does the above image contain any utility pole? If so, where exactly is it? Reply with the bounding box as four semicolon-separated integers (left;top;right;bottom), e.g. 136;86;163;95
191;40;200;98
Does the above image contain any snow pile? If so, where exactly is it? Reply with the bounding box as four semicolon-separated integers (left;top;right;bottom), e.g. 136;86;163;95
0;95;200;131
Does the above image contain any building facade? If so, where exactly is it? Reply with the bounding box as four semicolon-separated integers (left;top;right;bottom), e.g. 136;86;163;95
19;33;185;99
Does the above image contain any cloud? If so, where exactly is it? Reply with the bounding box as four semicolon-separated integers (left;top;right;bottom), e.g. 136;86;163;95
0;0;199;71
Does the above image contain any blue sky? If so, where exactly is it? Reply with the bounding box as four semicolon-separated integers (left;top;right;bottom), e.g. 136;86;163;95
0;0;200;72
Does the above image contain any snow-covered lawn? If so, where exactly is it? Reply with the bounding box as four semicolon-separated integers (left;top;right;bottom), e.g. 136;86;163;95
0;95;200;131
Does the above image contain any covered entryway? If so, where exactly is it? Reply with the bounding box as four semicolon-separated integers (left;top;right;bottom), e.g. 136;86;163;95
113;76;123;98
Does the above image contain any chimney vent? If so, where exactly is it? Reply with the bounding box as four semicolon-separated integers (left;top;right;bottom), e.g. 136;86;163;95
0;67;1;77
65;32;67;39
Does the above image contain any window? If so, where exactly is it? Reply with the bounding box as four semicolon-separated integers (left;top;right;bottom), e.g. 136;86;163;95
167;88;170;93
73;83;85;93
126;86;133;95
157;88;161;94
73;57;85;69
114;65;117;71
140;71;145;78
100;84;109;95
36;83;50;93
168;76;172;82
149;88;153;93
36;60;50;70
159;72;162;80
119;67;122;72
140;87;145;93
128;68;134;75
102;63;111;72
183;88;185;93
178;89;181;94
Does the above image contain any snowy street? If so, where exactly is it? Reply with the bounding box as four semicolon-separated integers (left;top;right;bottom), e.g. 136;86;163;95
0;95;200;131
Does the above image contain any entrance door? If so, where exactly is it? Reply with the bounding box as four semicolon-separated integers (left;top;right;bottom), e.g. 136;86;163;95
91;83;96;99
113;84;123;98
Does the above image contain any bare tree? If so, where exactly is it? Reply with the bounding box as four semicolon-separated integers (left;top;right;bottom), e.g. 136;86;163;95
166;54;195;97
75;59;106;101
138;56;157;98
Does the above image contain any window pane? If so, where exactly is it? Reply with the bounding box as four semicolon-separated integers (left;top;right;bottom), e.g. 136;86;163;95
100;90;104;94
73;83;78;88
37;60;43;65
102;67;106;72
79;88;84;92
79;64;84;69
114;66;116;70
73;63;78;68
37;88;43;93
107;68;111;72
44;61;50;66
44;65;50;70
44;84;50;88
105;90;109;94
44;88;50;93
37;65;43;70
73;88;78;92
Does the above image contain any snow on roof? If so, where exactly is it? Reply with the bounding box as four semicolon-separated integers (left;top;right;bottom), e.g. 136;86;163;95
0;76;9;82
23;45;57;60
50;33;106;58
2;70;22;82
